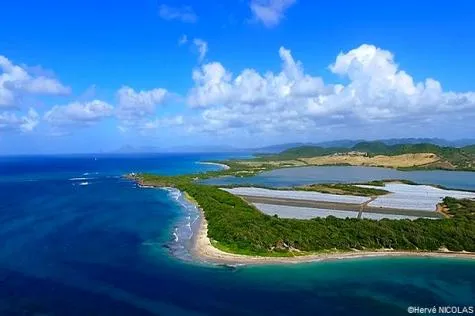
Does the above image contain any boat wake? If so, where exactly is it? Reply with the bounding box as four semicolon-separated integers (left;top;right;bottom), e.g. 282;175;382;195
69;177;94;181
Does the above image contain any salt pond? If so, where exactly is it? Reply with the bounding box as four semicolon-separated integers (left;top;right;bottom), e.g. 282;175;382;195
203;166;475;191
359;183;475;211
223;183;475;220
222;187;368;204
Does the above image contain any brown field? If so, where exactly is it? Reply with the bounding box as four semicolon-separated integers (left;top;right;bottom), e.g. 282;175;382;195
235;153;441;169
300;153;439;168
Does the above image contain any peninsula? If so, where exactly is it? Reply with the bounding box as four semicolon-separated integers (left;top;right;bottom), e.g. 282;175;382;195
129;144;475;264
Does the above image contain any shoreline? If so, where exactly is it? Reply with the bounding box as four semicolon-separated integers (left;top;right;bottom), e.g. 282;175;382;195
197;161;230;170
186;194;475;265
127;175;475;266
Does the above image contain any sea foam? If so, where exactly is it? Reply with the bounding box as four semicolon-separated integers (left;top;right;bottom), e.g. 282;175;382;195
164;188;200;261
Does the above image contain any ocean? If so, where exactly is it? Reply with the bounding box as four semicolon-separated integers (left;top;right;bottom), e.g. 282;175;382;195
0;154;474;315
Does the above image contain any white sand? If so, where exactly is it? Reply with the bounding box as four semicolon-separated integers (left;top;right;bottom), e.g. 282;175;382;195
197;162;230;170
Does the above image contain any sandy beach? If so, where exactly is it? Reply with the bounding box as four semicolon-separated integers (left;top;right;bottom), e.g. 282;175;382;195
197;161;230;170
189;199;475;265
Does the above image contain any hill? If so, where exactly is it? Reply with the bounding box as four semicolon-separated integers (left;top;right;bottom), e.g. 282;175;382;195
255;141;475;171
462;145;475;154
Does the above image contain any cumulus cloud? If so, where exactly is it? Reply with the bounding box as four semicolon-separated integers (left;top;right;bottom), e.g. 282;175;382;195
0;55;70;108
116;86;168;125
0;108;39;133
159;4;197;23
188;47;327;109
250;0;296;28
44;100;113;126
186;44;475;135
140;115;184;132
193;38;208;63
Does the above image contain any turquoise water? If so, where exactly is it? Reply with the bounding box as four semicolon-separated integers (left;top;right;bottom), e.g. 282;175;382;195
0;155;474;315
202;165;475;190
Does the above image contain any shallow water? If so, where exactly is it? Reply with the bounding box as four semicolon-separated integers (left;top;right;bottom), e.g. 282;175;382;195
0;155;474;315
202;165;475;190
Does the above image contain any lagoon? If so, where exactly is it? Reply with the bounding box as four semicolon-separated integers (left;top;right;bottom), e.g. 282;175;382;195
203;165;475;190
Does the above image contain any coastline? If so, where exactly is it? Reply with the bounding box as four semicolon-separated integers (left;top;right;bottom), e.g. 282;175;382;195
186;196;475;265
197;161;230;170
128;170;475;265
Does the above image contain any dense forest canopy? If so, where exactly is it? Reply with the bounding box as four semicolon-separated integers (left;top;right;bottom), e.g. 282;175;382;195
180;183;475;255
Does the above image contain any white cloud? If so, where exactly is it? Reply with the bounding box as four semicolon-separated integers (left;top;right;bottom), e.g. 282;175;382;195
188;46;327;109
0;55;70;108
186;44;475;135
159;4;197;23
116;86;168;126
250;0;296;28
141;115;184;131
0;108;39;132
193;38;208;63
44;100;113;126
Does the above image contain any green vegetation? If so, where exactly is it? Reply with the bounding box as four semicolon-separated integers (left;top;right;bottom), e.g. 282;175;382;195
218;182;388;196
443;197;475;220
462;145;475;154
297;183;388;196
133;146;475;257
257;146;346;159
137;174;475;256
355;179;418;187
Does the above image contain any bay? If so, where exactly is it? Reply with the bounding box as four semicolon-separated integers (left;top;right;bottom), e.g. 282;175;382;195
0;155;473;315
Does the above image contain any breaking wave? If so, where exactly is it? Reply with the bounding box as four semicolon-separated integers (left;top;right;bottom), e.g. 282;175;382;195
164;188;200;261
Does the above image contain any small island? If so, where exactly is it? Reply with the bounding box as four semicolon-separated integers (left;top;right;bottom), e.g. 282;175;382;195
128;142;475;264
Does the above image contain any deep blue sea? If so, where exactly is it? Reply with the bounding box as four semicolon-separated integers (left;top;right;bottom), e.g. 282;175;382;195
0;154;474;315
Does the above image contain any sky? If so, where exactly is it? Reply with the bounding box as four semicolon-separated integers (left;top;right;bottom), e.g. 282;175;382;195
1;0;475;154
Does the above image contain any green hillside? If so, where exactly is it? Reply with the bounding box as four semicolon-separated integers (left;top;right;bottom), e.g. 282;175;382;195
265;145;346;158
462;145;475;154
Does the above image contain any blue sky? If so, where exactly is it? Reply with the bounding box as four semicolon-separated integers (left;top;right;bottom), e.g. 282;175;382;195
1;0;475;154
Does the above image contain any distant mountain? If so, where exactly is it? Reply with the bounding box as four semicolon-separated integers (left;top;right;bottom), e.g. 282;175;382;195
250;143;316;153
377;138;475;147
112;138;475;154
112;144;242;154
311;138;475;148
312;139;365;148
250;138;475;153
277;142;464;158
